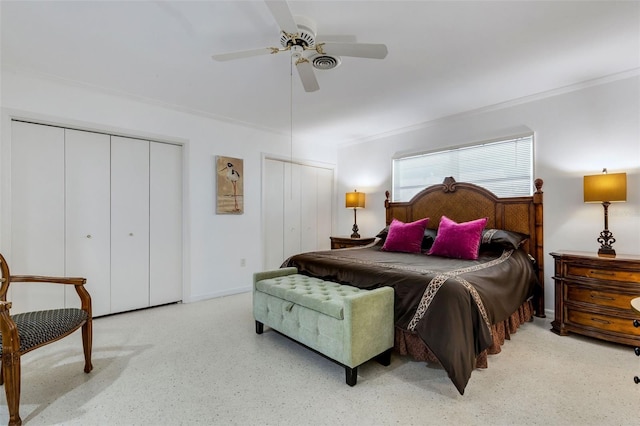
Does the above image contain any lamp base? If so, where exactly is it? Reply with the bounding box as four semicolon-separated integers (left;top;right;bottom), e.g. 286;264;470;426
596;227;616;258
351;223;360;239
597;247;616;258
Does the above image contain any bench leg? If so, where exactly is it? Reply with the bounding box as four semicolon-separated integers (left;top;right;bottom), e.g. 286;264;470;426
345;366;358;386
375;349;392;366
255;321;264;334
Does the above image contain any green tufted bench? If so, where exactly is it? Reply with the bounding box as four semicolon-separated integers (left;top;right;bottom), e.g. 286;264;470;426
253;267;394;386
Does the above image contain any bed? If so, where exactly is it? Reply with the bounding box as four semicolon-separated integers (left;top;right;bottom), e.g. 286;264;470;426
283;177;545;394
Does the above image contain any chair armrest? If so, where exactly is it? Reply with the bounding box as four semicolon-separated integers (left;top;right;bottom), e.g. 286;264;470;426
10;275;86;285
9;275;92;315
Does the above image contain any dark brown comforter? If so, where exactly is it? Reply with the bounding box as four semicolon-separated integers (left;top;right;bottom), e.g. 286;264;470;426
282;242;537;394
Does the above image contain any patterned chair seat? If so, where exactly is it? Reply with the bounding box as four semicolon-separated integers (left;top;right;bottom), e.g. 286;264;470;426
0;309;88;355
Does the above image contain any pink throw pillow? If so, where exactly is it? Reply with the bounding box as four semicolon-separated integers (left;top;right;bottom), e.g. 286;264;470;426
381;218;429;253
428;216;488;260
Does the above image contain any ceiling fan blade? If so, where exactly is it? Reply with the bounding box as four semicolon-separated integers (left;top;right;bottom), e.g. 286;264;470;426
295;56;320;92
212;47;277;62
265;0;298;34
318;42;388;59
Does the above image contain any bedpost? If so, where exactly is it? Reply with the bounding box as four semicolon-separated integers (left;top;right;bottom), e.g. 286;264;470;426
385;190;391;225
533;178;545;318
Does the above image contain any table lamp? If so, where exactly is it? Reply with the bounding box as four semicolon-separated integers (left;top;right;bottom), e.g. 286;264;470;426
345;190;365;238
583;169;627;257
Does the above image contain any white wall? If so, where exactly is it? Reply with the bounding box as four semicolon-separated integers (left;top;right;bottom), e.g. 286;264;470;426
336;74;640;315
0;70;337;302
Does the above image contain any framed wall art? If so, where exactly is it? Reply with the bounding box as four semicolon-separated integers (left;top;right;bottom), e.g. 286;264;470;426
216;155;244;214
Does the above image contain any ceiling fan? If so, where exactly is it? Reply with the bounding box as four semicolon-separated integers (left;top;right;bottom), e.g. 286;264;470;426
212;0;388;92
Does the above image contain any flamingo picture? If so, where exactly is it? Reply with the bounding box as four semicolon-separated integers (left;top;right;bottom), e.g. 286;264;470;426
216;156;243;213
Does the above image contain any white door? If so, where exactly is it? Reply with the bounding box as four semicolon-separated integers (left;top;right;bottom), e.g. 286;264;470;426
111;136;150;313
149;142;183;306
64;129;111;316
300;166;318;253
10;121;66;313
315;167;333;251
283;162;302;261
264;159;285;270
300;166;333;252
263;158;334;270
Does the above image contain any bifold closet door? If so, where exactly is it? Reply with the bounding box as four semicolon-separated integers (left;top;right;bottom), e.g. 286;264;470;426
263;159;285;270
111;136;150;313
283;162;302;261
149;142;183;306
10;121;65;313
64;129;111;316
300;166;333;253
263;158;334;270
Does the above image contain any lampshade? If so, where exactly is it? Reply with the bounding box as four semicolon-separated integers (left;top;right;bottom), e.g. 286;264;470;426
345;191;365;209
583;172;627;203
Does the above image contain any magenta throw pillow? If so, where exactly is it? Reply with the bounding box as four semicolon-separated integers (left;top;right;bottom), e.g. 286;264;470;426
381;218;429;253
428;216;488;260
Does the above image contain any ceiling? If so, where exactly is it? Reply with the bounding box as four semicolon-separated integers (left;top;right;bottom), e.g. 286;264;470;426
2;1;639;146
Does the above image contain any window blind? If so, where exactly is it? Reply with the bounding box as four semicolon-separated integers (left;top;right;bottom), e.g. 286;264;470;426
392;135;533;201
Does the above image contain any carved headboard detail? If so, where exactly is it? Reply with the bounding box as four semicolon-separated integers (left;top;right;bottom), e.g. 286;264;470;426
385;177;545;317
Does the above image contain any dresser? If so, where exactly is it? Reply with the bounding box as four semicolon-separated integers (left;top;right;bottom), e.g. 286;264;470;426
330;236;376;250
551;251;640;346
632;297;640;384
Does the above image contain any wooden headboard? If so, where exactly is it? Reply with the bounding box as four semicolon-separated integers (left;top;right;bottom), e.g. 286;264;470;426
385;176;545;317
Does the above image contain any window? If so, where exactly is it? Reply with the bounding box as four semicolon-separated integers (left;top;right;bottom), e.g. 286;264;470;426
392;134;533;201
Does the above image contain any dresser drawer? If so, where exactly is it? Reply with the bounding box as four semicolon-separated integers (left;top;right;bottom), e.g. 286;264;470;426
567;309;640;336
567;264;640;283
567;286;636;310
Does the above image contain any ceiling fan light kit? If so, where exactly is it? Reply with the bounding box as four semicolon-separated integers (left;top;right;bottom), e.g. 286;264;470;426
212;0;388;92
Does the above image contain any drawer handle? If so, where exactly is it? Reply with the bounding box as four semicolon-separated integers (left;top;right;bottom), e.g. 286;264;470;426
590;293;614;301
635;376;640;384
635;347;640;356
589;270;615;276
590;317;611;325
634;320;640;328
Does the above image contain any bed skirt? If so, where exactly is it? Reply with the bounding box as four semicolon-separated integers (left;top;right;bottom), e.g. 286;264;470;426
394;300;533;369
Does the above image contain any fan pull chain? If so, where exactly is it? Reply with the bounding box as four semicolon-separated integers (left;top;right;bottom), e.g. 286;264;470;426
289;56;294;200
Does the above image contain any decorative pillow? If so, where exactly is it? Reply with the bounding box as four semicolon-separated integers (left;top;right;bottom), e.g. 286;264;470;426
422;228;437;251
381;218;429;253
428;216;488;260
376;226;390;240
377;224;435;251
481;229;529;249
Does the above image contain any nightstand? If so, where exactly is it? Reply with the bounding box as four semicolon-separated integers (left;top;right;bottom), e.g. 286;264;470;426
330;236;375;250
551;250;640;346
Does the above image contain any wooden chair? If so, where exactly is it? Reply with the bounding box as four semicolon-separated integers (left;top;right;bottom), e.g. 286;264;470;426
0;253;92;426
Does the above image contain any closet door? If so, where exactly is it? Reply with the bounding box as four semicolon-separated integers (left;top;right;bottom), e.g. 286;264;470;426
64;129;111;316
315;167;333;251
111;136;150;313
149;142;183;305
283;162;302;261
264;159;285;270
10;121;65;313
300;166;319;253
263;159;334;270
300;166;333;253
